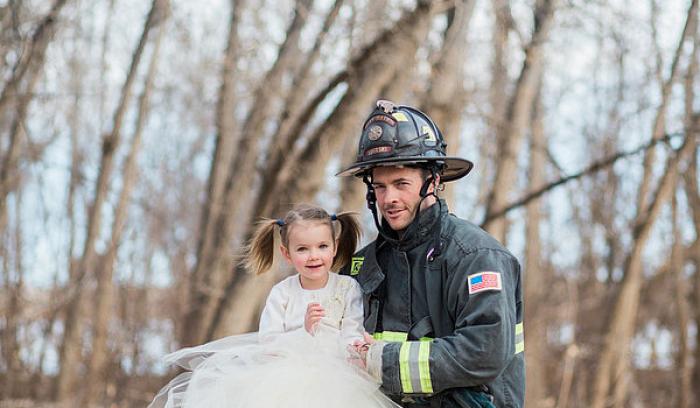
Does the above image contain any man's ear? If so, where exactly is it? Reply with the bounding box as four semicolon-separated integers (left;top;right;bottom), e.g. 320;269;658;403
279;245;292;264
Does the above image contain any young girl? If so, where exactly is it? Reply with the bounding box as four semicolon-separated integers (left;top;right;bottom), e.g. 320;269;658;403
150;204;398;408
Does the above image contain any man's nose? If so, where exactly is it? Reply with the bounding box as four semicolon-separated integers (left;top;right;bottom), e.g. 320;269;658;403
384;186;400;202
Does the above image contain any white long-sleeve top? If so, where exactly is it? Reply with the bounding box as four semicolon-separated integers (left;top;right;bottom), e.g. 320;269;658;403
259;272;365;345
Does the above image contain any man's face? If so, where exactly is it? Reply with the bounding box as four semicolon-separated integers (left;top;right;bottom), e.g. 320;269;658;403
371;166;436;232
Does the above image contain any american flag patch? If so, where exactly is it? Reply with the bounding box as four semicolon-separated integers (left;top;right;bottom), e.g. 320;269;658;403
468;272;502;295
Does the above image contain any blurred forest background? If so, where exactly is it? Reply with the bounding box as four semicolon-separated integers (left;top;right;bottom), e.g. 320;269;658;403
0;0;699;407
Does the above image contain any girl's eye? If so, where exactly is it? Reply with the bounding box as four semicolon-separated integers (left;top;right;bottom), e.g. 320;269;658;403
320;244;329;249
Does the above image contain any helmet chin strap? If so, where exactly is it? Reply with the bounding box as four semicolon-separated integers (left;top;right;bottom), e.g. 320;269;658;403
417;167;443;260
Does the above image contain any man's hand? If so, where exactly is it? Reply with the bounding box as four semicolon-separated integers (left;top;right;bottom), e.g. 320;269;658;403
349;332;377;369
304;302;325;335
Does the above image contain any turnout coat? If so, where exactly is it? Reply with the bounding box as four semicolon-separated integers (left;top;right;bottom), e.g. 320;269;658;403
341;200;525;407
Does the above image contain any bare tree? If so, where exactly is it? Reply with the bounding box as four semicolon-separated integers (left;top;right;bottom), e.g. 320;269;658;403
482;0;557;243
672;30;698;408
590;1;699;406
475;0;512;213
671;194;691;408
83;5;168;404
687;147;700;405
4;1;700;406
523;74;549;407
0;0;69;236
180;0;245;348
420;0;476;207
54;0;169;400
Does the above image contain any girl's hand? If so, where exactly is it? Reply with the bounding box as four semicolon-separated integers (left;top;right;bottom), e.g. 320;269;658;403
304;302;325;335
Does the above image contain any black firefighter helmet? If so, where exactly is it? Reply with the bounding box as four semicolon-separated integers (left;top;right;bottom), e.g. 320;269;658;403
337;100;473;181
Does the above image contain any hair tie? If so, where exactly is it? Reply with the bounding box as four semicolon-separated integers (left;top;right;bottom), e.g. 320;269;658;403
275;219;285;227
330;213;337;221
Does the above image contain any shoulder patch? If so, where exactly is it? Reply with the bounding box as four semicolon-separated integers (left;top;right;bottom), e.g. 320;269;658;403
350;257;364;276
468;272;502;294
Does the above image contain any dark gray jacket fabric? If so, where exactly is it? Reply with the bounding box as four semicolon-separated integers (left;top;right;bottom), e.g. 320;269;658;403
341;200;525;407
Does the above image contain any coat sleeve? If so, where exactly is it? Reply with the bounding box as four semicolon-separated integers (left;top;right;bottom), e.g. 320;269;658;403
379;248;523;395
258;283;289;342
339;277;365;344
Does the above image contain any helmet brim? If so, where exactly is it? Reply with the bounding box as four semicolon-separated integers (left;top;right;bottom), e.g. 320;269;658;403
336;156;474;182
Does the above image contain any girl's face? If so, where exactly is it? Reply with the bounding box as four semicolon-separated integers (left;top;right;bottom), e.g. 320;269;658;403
280;220;337;290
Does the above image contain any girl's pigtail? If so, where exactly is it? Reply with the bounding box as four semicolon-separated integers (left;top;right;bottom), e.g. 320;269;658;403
245;219;279;275
331;212;362;271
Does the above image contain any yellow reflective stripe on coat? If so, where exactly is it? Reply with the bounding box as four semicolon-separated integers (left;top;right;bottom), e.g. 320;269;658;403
374;331;408;342
515;322;524;354
398;341;433;394
373;331;432;342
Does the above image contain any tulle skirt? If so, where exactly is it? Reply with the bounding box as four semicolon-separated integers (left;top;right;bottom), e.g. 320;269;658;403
149;329;399;408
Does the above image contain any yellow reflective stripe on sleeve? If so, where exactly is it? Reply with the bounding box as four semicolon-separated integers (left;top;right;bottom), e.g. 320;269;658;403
515;322;524;354
398;341;433;394
418;341;433;393
399;342;413;393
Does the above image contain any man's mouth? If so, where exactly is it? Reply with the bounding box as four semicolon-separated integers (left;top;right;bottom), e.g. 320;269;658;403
385;208;405;218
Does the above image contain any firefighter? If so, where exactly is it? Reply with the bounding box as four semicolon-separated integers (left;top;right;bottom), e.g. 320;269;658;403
338;100;525;408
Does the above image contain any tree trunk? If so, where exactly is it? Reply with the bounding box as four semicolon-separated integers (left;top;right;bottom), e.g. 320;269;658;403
674;29;698;408
590;4;700;405
671;194;691;408
183;0;314;346
420;0;476;207
83;6;167;404
272;0;345;146
339;134;369;214
0;0;69;236
183;0;245;347
556;344;579;408
476;0;511;213
54;0;166;400
0;0;68;116
482;0;557;243
590;118;699;408
693;199;700;406
684;141;700;408
209;1;439;338
523;75;549;407
635;0;698;213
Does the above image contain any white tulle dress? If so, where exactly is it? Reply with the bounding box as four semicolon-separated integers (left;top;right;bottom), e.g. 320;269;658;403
149;273;399;408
